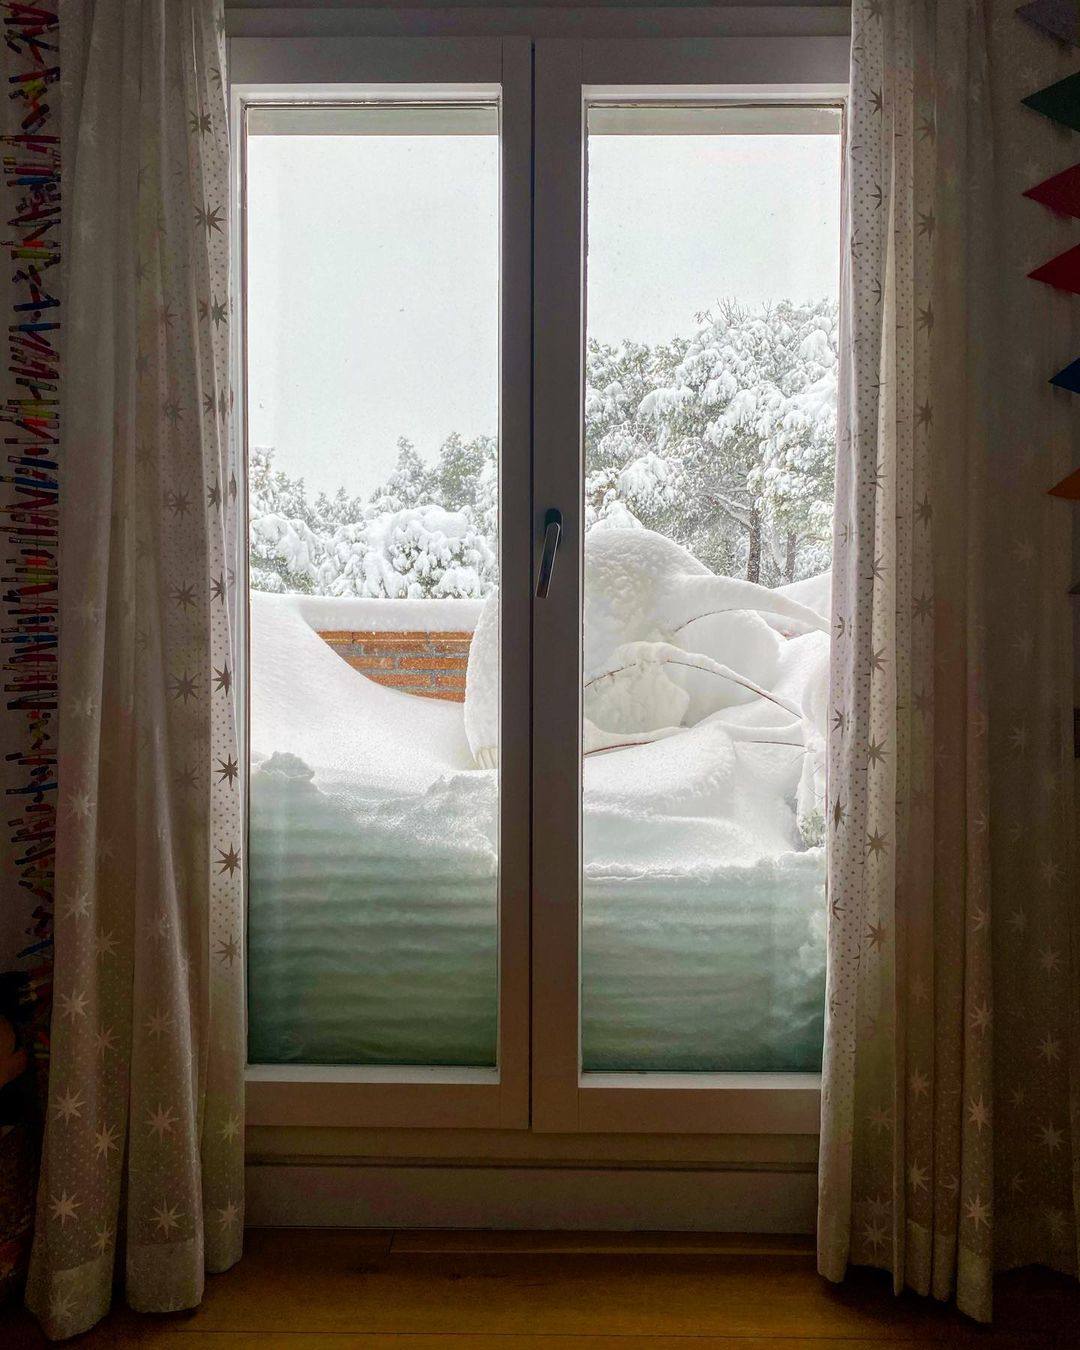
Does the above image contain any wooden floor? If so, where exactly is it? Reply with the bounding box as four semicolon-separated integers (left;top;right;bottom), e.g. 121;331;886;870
2;1228;1078;1346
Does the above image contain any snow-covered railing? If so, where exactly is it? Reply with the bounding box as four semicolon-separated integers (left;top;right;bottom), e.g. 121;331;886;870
290;595;485;703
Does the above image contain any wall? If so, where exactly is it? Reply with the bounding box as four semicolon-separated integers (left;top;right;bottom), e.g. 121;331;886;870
225;3;851;38
320;627;473;701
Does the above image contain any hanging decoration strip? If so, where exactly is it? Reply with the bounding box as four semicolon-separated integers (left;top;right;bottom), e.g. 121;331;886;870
1017;0;1080;46
1019;10;1080;490
0;0;59;1308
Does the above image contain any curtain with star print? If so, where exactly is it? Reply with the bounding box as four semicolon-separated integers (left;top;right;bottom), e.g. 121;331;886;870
819;0;1079;1323
25;0;243;1338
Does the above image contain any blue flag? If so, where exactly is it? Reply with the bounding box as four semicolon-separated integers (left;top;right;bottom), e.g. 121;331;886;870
1050;358;1080;393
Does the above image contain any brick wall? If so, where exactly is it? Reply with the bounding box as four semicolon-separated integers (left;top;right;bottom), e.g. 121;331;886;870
318;629;474;702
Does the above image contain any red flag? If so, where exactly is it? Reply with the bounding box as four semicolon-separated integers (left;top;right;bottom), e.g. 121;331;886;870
1024;163;1080;218
1049;466;1080;499
1029;244;1080;294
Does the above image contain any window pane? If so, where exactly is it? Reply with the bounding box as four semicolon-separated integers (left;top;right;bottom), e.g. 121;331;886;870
245;104;501;1066
581;105;841;1072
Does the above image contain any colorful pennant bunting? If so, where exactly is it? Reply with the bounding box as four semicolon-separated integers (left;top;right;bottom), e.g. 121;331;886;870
1023;71;1080;131
1050;357;1080;391
1017;0;1080;45
1029;243;1080;293
1024;162;1080;217
1049;465;1080;498
1020;7;1080;501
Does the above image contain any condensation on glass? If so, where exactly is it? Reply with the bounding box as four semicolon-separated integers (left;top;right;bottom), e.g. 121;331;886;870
580;103;842;1072
244;103;501;1067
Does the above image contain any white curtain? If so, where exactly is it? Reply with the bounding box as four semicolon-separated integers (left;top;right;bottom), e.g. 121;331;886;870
821;0;1079;1322
27;0;243;1338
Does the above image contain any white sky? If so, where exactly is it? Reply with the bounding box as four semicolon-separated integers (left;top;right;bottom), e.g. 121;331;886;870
247;130;840;500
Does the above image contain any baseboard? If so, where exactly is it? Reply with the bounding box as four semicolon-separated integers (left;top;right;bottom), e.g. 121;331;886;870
245;1162;817;1233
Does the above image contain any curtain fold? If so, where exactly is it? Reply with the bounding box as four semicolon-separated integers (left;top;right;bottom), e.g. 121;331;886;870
820;0;1079;1322
26;0;243;1338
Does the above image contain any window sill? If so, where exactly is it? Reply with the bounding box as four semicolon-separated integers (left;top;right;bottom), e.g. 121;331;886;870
245;1064;821;1135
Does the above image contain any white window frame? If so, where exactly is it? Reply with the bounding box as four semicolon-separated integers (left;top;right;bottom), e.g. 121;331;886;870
231;34;534;1131
530;36;847;1135
231;23;849;1144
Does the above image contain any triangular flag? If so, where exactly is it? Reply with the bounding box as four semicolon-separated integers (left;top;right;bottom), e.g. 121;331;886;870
1023;72;1080;131
1024;162;1080;217
1050;357;1080;392
1017;0;1080;45
1029;243;1080;293
1049;465;1080;498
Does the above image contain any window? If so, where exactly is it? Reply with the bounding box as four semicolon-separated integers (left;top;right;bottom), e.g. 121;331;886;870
579;104;841;1076
234;33;846;1136
245;103;502;1070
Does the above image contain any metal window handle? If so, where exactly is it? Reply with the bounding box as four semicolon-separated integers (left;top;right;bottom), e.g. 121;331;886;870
534;508;562;599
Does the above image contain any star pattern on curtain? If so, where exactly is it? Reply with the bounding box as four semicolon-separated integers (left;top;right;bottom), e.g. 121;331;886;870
820;0;1079;1323
27;1;243;1339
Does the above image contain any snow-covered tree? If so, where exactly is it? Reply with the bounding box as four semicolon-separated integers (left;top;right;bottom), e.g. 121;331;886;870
584;298;838;585
368;437;434;515
313;483;365;533
434;432;495;513
249;441;498;600
323;505;496;599
703;299;839;582
248;297;837;598
248;446;325;593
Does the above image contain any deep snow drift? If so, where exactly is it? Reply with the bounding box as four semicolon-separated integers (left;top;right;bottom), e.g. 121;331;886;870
248;530;829;1071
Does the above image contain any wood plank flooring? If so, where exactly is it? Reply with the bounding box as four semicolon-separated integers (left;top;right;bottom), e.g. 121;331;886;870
1;1228;1077;1346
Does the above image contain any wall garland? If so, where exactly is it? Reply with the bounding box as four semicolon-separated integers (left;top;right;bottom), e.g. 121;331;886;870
0;0;58;1305
1017;9;1080;498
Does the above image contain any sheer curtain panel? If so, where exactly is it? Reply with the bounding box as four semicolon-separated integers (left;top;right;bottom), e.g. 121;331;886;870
820;0;1080;1322
27;0;243;1338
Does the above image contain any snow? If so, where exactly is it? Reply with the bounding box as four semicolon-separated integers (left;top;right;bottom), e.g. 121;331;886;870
322;503;496;599
249;441;498;600
778;569;831;617
250;592;478;792
285;593;484;635
250;298;839;605
463;594;499;769
249;531;831;1071
246;296;841;1068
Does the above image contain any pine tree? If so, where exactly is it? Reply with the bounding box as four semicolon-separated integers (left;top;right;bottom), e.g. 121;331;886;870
248;298;837;598
248;447;325;593
368;437;434;514
583;298;838;585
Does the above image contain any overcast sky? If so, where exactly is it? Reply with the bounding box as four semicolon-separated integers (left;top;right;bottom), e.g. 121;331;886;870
247;130;840;500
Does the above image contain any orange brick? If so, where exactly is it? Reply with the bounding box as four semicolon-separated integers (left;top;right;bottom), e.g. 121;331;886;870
365;671;430;688
410;656;468;670
318;629;477;703
373;642;433;656
346;655;394;670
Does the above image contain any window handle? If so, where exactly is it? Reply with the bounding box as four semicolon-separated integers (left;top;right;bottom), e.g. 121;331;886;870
535;508;562;599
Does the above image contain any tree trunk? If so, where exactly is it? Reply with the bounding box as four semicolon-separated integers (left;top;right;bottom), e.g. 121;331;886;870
747;509;761;584
784;531;797;584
